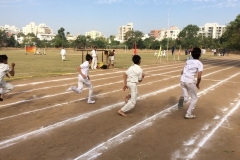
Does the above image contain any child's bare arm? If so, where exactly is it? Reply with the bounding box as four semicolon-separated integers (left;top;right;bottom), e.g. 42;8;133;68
123;73;128;90
196;71;202;89
6;73;10;78
8;63;15;76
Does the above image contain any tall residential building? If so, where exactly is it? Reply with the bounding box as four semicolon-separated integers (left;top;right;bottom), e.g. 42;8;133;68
22;22;53;35
157;26;181;41
150;30;161;39
198;23;226;39
85;30;102;40
117;23;133;42
0;25;21;34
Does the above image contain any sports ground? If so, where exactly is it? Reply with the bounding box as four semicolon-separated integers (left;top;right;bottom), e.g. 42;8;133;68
0;51;239;160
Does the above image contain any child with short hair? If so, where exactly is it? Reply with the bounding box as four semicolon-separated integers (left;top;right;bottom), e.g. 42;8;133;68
66;54;95;104
0;55;15;101
178;47;203;119
118;55;145;117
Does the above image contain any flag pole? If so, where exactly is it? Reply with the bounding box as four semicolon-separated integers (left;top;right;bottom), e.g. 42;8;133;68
167;9;169;61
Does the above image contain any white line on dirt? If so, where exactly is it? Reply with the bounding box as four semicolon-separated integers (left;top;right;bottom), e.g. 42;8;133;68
13;58;226;87
0;60;238;150
0;60;235;109
0;75;179;121
74;72;240;160
185;99;240;160
14;63;184;87
0;60;235;120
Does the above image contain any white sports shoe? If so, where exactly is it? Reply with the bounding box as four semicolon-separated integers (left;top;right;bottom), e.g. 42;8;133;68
185;114;196;119
87;100;95;104
66;86;73;92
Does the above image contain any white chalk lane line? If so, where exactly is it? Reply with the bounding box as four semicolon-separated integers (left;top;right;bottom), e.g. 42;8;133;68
0;63;194;109
2;59;234;109
73;72;240;160
13;57;222;88
0;60;233;116
0;62;238;150
172;97;240;160
14;63;184;87
9;64;185;96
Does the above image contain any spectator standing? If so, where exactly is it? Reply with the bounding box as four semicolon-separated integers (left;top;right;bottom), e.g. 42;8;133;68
60;47;66;61
91;46;97;69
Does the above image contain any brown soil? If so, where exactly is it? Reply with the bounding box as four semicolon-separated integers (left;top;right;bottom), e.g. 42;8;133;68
0;55;240;160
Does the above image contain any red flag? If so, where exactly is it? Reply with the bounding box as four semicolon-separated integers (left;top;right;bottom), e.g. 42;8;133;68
134;42;137;55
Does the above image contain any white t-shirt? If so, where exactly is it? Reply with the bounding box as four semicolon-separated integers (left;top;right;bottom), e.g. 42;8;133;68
126;64;143;83
60;49;66;55
0;63;10;82
91;50;97;58
79;61;90;78
180;59;203;83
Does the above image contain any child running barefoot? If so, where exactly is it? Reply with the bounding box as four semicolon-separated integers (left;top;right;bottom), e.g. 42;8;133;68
118;55;145;117
66;54;95;104
178;47;203;119
0;55;15;101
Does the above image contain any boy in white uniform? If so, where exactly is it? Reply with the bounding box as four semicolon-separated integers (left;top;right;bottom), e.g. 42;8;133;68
60;47;66;61
91;46;97;69
118;55;145;117
66;54;95;104
0;55;15;101
178;47;203;119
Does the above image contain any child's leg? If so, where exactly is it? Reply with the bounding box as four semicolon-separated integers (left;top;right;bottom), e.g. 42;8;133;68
1;81;14;95
71;78;84;94
119;83;137;116
180;82;189;103
186;83;198;115
84;79;94;102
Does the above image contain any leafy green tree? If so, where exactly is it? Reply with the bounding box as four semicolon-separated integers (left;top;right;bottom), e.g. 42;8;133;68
221;14;240;50
22;33;37;46
53;27;68;48
150;40;160;50
0;30;8;47
178;24;200;49
143;37;155;49
7;35;18;47
124;30;144;49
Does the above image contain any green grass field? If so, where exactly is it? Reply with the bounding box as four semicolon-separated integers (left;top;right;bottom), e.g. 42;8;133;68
0;49;214;81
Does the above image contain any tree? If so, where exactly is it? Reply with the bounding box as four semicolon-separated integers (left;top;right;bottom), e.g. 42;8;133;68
178;24;200;49
143;37;155;49
124;30;144;49
7;35;18;47
0;30;8;47
221;14;240;50
53;27;68;48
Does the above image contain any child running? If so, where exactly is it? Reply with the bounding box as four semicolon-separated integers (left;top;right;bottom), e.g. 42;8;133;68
0;55;15;101
178;47;203;119
118;55;145;117
66;54;95;104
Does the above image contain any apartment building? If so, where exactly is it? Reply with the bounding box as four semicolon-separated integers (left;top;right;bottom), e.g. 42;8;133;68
0;25;21;34
157;26;180;41
117;23;133;42
150;30;161;39
22;22;53;35
85;30;102;40
199;23;226;39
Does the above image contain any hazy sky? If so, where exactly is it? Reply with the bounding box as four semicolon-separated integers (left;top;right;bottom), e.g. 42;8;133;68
0;0;239;37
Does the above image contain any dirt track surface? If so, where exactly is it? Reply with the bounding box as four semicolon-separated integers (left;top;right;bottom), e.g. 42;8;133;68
0;55;240;160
